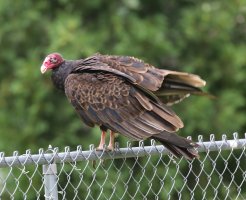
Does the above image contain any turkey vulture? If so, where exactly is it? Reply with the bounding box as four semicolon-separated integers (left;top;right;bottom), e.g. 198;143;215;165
41;53;207;159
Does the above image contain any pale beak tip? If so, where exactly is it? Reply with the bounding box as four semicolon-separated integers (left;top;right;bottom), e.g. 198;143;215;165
40;65;47;74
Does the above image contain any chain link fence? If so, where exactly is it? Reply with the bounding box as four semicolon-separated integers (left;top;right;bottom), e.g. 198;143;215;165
0;133;245;199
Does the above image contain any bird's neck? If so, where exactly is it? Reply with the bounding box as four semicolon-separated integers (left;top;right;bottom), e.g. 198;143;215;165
51;60;77;91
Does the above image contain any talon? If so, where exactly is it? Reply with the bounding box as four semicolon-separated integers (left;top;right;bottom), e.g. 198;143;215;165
96;146;104;151
107;145;114;151
92;160;97;169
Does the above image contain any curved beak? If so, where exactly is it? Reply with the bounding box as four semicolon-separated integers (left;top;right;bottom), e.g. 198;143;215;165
40;64;47;74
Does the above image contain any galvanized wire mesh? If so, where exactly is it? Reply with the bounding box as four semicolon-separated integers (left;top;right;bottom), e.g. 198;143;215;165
0;133;245;200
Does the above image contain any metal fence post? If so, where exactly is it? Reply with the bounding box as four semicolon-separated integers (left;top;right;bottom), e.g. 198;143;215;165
43;163;59;200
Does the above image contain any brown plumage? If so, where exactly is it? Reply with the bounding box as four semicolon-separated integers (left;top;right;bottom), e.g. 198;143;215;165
41;53;207;160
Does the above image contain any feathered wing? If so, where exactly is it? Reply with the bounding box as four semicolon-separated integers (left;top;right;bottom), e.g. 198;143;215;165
64;72;198;159
75;54;207;105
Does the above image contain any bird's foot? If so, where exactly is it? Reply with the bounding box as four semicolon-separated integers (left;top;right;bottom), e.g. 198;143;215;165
107;131;115;151
96;130;115;151
96;146;114;152
96;144;106;151
107;145;114;151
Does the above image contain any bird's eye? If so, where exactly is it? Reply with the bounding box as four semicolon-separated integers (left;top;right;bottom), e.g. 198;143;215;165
50;57;57;64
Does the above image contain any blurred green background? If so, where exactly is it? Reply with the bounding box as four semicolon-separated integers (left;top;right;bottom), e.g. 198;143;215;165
1;0;245;151
0;0;245;198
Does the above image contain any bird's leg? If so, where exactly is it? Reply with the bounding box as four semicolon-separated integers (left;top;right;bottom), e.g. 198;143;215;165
96;131;107;150
107;131;115;151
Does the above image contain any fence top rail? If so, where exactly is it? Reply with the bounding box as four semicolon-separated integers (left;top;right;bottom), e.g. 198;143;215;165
0;133;245;168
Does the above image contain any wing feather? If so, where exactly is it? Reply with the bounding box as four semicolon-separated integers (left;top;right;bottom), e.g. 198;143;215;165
65;72;183;140
73;54;206;97
64;71;198;159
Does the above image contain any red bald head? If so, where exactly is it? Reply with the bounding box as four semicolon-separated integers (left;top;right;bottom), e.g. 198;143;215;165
40;53;64;73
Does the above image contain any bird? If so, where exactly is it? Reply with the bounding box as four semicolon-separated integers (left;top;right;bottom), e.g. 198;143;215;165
40;52;207;160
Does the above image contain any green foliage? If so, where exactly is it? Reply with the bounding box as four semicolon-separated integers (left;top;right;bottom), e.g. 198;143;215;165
0;0;245;198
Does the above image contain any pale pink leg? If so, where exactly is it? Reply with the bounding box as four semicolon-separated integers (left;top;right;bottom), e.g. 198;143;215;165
107;131;115;151
96;131;107;150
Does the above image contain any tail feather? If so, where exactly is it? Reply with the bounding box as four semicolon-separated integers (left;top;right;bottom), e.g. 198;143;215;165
156;78;213;106
152;131;199;160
